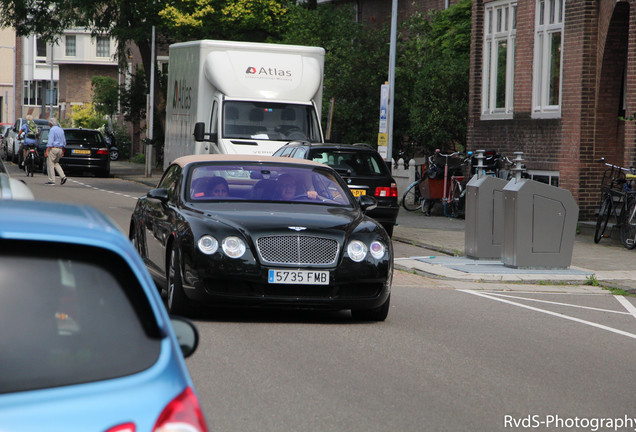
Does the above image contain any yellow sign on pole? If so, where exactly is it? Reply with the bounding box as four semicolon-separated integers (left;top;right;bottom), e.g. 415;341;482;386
377;133;388;159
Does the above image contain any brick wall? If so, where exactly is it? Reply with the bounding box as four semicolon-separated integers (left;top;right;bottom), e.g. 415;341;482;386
469;0;635;220
58;64;118;121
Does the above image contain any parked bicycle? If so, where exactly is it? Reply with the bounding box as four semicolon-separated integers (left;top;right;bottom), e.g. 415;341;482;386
594;158;636;249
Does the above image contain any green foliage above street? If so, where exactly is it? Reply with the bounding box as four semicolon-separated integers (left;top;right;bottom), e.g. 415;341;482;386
278;4;388;145
159;0;290;41
91;76;119;118
396;0;472;155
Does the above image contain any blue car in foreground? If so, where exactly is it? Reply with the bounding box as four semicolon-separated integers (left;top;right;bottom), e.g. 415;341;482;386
0;200;209;431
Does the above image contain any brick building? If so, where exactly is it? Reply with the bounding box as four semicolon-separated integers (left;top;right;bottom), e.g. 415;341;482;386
14;31;118;122
468;0;636;220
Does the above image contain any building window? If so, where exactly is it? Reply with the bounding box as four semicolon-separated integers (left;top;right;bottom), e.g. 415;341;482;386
66;35;76;57
23;80;58;107
532;0;564;118
96;36;110;58
36;37;47;63
481;0;516;119
526;170;559;187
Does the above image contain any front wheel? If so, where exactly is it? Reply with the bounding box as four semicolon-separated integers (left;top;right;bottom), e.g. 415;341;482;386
620;196;636;249
402;181;422;211
351;295;390;322
166;248;191;316
594;194;612;243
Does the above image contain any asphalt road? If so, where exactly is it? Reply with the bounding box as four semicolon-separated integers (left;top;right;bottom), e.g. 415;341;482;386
11;165;636;432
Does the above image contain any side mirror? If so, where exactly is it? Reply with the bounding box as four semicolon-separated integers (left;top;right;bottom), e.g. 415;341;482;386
193;122;218;142
147;188;170;203
358;195;378;212
170;316;199;358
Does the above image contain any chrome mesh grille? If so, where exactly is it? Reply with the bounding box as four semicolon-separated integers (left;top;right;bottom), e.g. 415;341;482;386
257;235;339;265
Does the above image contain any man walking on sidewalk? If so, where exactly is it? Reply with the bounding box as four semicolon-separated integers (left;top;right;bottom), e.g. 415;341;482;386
45;118;67;185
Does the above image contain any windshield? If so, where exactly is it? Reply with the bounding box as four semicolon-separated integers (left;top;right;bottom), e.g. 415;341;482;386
188;163;353;205
223;101;322;142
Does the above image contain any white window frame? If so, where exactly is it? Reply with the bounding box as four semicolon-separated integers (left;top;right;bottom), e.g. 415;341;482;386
65;35;76;57
96;36;110;58
532;0;564;118
481;0;517;120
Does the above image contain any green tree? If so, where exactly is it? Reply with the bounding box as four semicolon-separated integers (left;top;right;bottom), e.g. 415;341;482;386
91;76;119;118
278;4;389;145
119;67;147;156
396;0;472;155
158;0;291;41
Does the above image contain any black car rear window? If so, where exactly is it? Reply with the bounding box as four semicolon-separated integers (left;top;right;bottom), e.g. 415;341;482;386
0;242;162;394
310;150;389;176
64;130;105;147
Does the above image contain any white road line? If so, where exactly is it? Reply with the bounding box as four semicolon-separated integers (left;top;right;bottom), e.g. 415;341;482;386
487;292;630;315
71;178;139;200
615;296;636;320
460;290;636;340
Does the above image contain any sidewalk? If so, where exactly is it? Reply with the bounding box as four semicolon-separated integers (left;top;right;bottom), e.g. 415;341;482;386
112;160;636;292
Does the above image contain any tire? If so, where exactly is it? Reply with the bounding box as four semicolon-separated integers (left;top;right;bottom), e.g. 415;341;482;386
109;148;119;161
620;196;636;249
402;181;422;211
446;182;464;218
166;248;191;316
594;194;612;243
27;154;35;177
382;223;394;238
351;295;390;322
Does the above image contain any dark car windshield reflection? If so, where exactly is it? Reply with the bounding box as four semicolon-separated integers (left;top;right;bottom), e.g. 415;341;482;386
187;164;354;205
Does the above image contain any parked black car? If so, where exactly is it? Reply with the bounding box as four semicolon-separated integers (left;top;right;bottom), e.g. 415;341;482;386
129;154;393;321
44;128;111;177
273;142;399;236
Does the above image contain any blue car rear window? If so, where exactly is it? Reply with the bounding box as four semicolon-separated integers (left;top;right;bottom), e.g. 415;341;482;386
0;244;161;394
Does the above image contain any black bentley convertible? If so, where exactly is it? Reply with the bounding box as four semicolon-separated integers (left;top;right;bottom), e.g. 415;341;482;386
129;155;393;321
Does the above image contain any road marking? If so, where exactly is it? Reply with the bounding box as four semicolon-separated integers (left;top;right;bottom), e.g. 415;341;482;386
460;290;636;340
72;179;140;200
615;296;636;320
487;292;630;315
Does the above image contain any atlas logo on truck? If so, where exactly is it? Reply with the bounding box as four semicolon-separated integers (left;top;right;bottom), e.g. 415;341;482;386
164;40;325;168
172;79;192;110
245;66;293;79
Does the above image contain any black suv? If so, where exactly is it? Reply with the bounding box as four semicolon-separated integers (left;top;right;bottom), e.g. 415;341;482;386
274;142;399;236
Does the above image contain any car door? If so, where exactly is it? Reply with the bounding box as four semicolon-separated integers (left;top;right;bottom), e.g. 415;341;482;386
145;165;182;276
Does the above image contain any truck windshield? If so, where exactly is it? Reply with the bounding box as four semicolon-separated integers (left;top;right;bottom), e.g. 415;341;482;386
223;101;322;142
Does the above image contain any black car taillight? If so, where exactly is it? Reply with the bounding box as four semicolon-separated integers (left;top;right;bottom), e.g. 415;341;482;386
375;183;398;198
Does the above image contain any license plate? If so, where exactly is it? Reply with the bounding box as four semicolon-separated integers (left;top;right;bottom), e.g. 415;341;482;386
72;149;91;155
268;269;329;285
350;189;366;197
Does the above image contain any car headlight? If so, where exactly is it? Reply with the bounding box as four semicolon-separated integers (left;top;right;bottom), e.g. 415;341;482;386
347;240;368;262
222;236;246;258
369;241;386;259
197;235;219;255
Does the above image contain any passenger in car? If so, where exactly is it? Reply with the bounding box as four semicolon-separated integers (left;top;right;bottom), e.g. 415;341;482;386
191;176;229;199
275;173;318;201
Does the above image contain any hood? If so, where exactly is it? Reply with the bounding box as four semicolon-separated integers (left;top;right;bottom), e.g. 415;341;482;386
186;202;363;240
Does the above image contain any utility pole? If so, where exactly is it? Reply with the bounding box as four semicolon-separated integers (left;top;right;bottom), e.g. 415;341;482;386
387;0;398;163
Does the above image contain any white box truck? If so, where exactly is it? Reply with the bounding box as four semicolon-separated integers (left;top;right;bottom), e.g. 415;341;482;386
164;40;325;168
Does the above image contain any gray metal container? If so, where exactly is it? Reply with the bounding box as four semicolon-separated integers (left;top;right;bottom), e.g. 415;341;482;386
464;174;509;259
501;178;578;269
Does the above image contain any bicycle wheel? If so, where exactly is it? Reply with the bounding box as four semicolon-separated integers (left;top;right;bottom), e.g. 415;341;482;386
402;181;422;211
594;193;612;243
28;154;35;177
445;181;463;218
620;195;636;249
